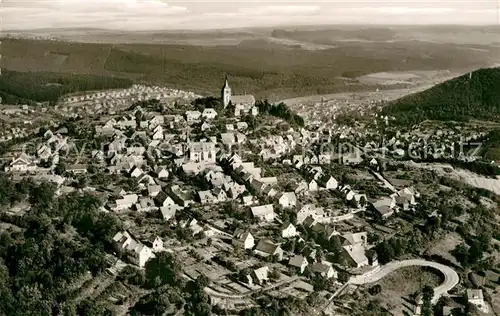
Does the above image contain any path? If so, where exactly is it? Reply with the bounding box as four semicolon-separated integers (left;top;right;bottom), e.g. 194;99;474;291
349;259;460;304
369;168;397;193
204;276;301;299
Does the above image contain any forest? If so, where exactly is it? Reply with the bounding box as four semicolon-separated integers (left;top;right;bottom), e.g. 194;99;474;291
0;70;133;105
382;67;500;125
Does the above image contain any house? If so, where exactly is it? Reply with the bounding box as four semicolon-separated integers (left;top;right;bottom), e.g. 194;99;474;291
114;194;139;211
309;263;337;279
341;232;369;268
251;266;270;285
281;223;298;238
150;236;163;252
6;153;36;172
466;289;489;313
185;110;202;124
232;229;255;249
291;180;308;195
241;194;256;206
289;255;308;274
254;240;283;261
198;190;217;204
147;184;162;197
308;179;318;191
188;142;216;164
212;188;227;202
154;166;169;179
202;108;218;120
201;122;211;132
112;231;155;268
318;175;338;190
37;145;52;160
251;204;275;222
152;126;164;140
129;166;143;178
135;197;157;212
168;185;194;208
160;205;178;221
393;188;417;210
278;192;297;209
371;197;396;218
66;164;87;174
154;191;176;207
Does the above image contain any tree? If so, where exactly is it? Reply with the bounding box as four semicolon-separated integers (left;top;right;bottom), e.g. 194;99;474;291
269;268;281;281
421;286;434;316
145;252;183;289
54;162;66;175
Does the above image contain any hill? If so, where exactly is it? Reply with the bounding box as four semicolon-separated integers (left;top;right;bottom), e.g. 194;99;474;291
2;37;497;101
381;67;500;125
0;70;133;105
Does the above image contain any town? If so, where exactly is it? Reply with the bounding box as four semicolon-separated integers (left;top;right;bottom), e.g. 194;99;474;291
0;73;499;316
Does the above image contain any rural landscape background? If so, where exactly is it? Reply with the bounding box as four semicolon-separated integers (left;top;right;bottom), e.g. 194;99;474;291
2;25;500;102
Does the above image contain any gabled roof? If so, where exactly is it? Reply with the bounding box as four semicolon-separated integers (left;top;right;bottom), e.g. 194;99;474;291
289;255;307;267
251;204;274;217
255;240;279;254
231;95;255;104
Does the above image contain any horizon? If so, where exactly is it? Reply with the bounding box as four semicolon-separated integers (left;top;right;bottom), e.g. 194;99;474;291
4;0;500;31
4;23;500;34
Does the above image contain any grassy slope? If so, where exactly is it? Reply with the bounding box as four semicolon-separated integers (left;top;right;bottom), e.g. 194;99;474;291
2;38;494;101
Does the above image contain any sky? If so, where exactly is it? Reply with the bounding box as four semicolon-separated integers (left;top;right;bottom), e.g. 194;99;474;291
3;0;500;31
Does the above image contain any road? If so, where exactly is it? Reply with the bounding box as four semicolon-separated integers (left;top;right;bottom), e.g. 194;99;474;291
349;259;460;304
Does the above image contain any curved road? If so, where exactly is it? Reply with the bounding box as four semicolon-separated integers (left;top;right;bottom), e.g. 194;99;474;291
349;259;459;304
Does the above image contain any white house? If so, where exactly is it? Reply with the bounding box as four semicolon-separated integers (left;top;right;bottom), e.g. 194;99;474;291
150;236;164;252
185;110;202;124
114;194;139;211
308;179;318;192
7;153;36;172
250;266;269;285
232;229;255;249
251;204;275;222
278;192;297;209
319;175;338;190
147;184;162;197
466;289;489;313
188;142;216;164
112;231;155;268
309;263;337;279
202;108;218;120
281;223;298;238
198;190;217;204
289;255;308;274
341;232;369;268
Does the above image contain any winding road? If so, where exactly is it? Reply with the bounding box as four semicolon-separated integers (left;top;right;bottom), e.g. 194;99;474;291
348;259;460;304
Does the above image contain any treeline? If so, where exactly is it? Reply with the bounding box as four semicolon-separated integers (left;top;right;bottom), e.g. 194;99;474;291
0;173;123;315
256;100;305;127
382;67;500;125
0;70;133;105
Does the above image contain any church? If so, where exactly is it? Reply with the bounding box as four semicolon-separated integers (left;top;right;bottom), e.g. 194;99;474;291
221;77;258;117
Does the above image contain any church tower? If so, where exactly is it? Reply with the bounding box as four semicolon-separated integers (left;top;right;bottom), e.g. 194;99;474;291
221;76;232;108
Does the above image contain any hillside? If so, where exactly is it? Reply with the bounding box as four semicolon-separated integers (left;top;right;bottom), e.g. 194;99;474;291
382;67;500;125
0;70;133;105
2;37;497;101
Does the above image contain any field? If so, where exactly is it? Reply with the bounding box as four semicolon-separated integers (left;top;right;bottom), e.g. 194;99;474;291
3;25;500;101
